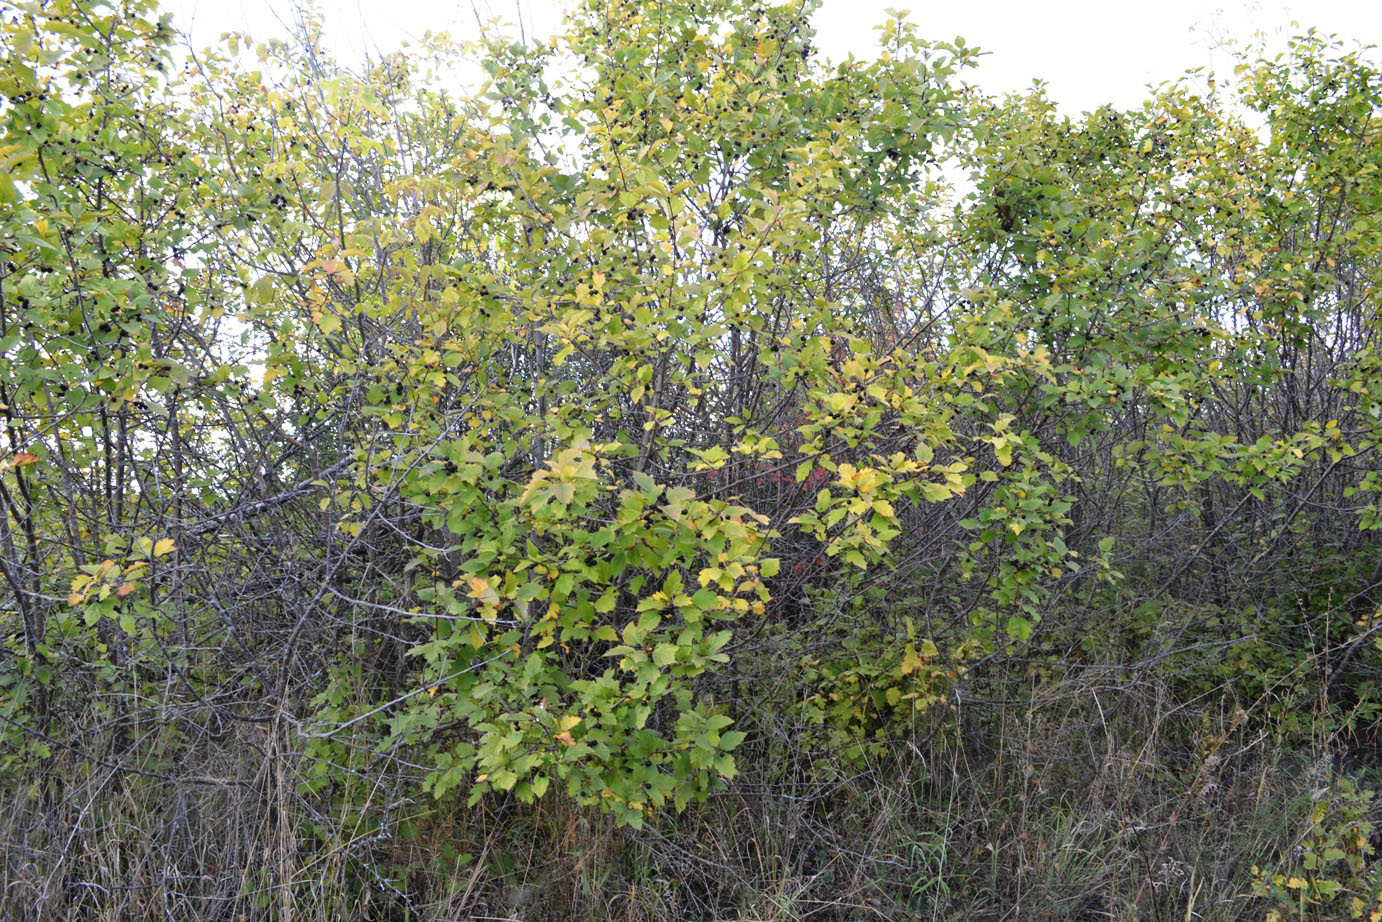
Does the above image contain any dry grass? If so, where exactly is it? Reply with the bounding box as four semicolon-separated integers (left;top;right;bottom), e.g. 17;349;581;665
2;657;1377;922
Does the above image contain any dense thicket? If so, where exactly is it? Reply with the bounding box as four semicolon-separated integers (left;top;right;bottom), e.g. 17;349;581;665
1;0;1381;918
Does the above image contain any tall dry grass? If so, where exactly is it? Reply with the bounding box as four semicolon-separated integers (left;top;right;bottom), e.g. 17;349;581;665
4;647;1377;922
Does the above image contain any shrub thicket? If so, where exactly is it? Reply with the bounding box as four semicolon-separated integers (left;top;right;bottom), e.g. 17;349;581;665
1;0;1380;918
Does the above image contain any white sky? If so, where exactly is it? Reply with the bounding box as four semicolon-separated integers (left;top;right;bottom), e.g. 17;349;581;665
170;0;1380;113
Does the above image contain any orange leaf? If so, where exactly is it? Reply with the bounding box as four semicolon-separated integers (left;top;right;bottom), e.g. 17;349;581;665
555;731;575;747
66;592;84;607
12;451;38;467
116;582;135;598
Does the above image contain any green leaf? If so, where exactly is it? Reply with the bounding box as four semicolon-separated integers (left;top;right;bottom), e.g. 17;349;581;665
919;482;952;502
247;276;275;305
691;588;718;611
1005;616;1033;643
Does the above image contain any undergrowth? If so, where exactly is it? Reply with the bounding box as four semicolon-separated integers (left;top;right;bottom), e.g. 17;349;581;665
4;642;1379;922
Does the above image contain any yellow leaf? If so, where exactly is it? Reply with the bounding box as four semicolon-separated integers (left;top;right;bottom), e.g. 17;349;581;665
66;592;84;607
659;116;673;132
153;538;175;557
468;576;501;606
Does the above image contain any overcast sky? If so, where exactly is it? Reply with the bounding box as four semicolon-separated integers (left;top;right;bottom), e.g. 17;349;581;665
169;0;1379;113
